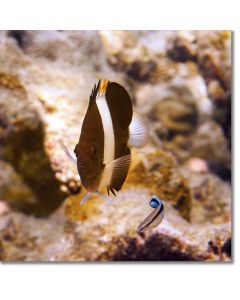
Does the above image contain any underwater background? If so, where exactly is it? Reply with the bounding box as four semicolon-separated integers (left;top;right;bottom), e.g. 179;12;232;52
0;30;231;261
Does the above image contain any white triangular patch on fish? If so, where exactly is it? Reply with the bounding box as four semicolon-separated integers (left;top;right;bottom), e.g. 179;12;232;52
129;111;149;148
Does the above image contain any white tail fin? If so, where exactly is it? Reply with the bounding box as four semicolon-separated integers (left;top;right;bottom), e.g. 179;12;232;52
96;191;114;204
80;192;92;205
129;111;149;148
80;191;114;205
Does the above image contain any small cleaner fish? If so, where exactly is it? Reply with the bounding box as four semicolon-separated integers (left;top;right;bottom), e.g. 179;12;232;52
61;80;149;204
137;196;165;233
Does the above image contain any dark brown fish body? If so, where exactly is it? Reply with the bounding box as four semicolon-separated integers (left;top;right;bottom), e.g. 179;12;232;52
74;85;105;191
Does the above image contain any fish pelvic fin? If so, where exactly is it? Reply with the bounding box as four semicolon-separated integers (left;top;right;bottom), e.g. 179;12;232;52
59;140;77;164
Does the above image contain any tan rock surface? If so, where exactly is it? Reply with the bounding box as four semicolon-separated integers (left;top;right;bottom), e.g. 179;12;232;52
0;31;231;261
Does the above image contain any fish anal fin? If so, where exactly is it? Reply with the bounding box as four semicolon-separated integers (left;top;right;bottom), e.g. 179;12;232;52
109;187;116;196
129;111;149;148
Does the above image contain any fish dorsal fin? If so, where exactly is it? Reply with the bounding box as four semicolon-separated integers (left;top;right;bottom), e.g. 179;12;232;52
105;82;133;129
98;79;109;95
89;80;101;104
105;152;144;192
129;110;150;148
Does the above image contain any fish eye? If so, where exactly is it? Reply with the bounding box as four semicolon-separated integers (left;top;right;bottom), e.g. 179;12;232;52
90;144;97;157
74;144;78;154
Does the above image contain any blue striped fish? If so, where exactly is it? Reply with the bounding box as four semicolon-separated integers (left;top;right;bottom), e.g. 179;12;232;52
137;196;165;232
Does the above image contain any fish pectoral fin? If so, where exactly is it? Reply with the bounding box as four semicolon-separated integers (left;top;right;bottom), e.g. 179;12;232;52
137;205;164;233
104;152;144;192
105;152;144;173
59;140;77;164
104;154;132;192
129;110;149;148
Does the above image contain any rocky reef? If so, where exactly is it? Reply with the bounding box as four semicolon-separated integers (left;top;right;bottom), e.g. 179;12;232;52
0;30;231;261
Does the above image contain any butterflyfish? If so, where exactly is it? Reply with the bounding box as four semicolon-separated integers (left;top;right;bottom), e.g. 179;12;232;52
61;80;149;204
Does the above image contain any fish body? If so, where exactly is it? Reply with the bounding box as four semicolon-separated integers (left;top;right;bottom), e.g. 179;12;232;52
64;80;149;204
137;196;165;232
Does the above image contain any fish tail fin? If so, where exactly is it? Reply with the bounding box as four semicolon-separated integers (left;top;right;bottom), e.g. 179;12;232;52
80;192;93;205
59;140;77;164
80;191;114;205
96;191;114;205
129;111;149;148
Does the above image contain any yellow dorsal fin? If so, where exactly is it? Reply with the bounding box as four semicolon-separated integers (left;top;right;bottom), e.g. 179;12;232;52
98;79;109;95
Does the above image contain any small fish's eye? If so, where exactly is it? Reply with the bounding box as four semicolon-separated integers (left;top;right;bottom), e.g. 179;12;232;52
149;196;160;209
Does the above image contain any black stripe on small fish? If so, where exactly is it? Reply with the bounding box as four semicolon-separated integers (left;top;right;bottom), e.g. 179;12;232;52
137;197;164;232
